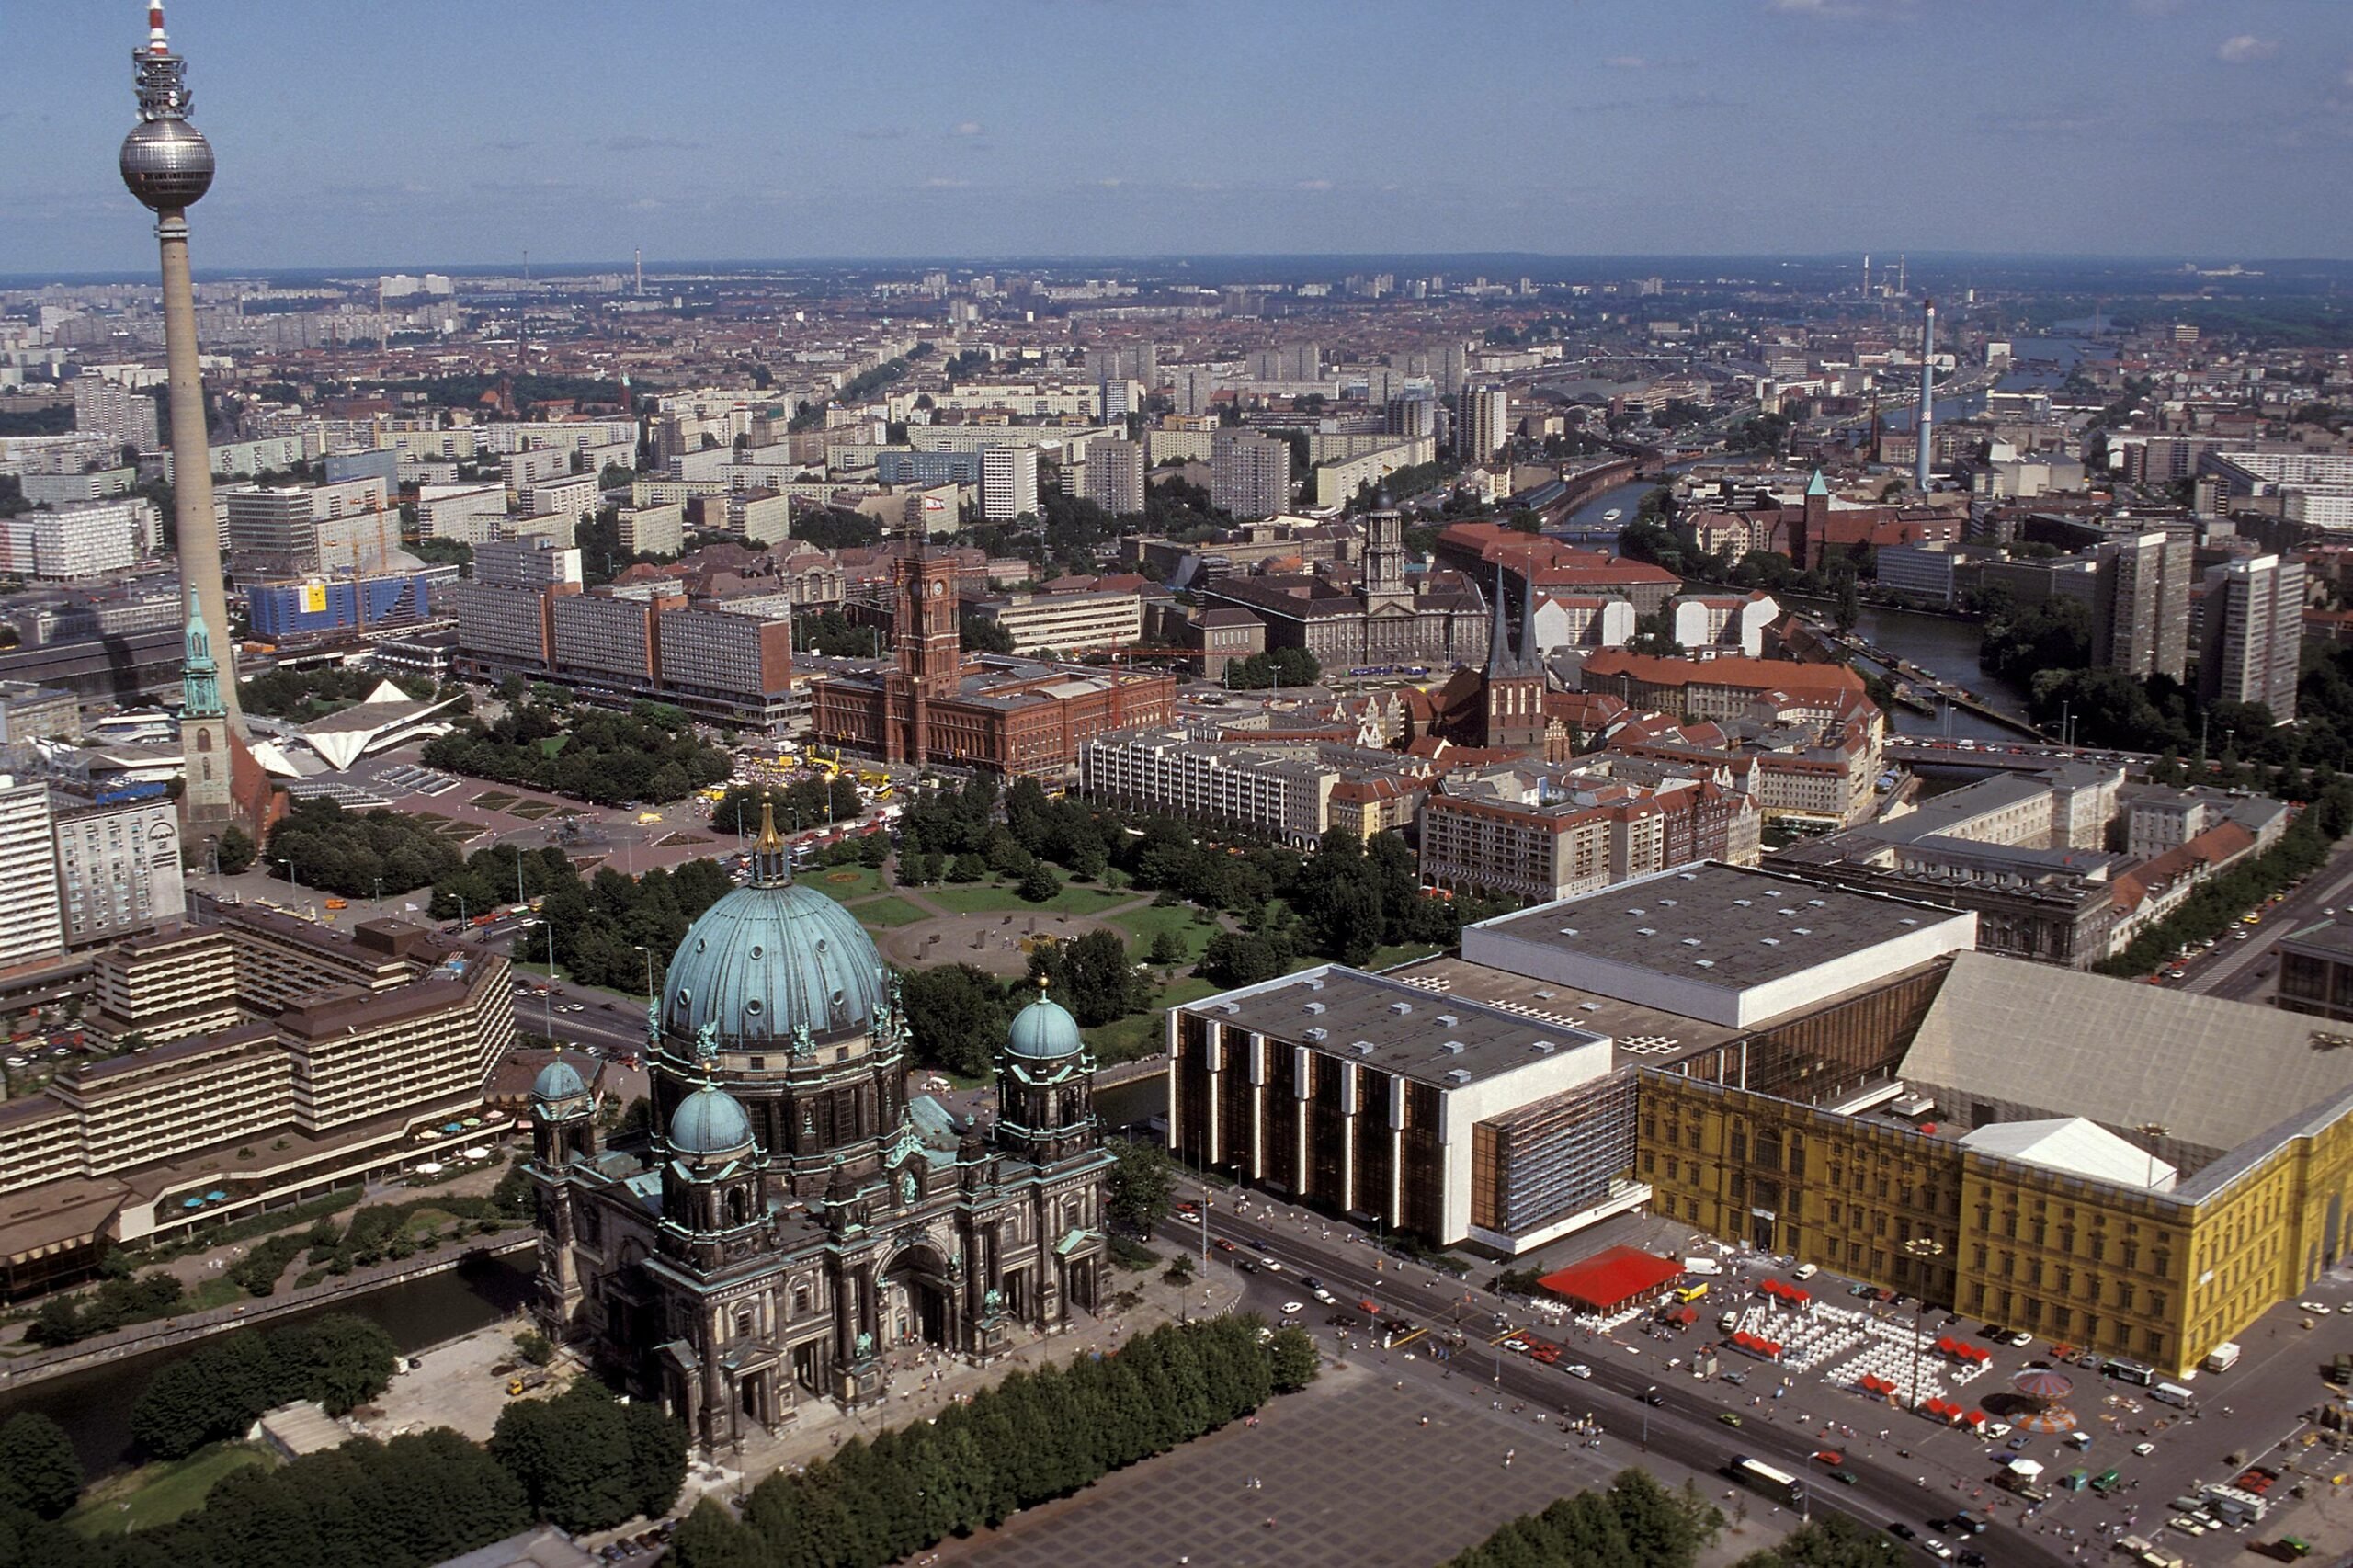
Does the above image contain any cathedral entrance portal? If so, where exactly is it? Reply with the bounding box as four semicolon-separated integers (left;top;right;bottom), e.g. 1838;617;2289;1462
881;1244;955;1350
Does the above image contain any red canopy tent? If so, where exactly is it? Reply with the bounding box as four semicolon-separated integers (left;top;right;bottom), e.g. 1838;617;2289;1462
1537;1246;1683;1314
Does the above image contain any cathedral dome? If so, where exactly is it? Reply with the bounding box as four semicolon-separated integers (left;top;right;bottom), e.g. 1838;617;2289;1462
529;1056;587;1103
661;879;888;1048
1007;988;1084;1061
668;1081;755;1156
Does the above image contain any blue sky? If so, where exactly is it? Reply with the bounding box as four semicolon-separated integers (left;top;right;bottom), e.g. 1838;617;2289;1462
6;0;2351;274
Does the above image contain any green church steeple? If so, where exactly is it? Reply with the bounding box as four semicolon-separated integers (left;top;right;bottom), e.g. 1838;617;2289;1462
182;587;222;720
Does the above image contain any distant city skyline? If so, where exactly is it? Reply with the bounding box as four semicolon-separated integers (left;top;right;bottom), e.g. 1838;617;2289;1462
6;0;2352;274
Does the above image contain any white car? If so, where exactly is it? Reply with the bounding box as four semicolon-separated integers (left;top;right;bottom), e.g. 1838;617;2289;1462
2006;1329;2035;1346
1256;1256;1281;1272
2300;1301;2332;1315
1922;1540;1952;1562
2133;1442;2155;1456
1983;1421;2012;1438
1564;1363;1594;1379
1311;1288;1336;1305
1281;1301;1305;1315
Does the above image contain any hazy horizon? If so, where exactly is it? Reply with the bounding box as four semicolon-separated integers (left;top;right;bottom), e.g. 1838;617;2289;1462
8;0;2353;274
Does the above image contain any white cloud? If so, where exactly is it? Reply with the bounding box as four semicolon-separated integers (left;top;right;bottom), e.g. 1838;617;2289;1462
951;120;984;137
1607;55;1649;69
2217;34;2278;63
922;177;969;189
1297;178;1333;191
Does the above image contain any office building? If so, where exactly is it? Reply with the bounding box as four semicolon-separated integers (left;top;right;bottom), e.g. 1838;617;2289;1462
1452;385;1510;465
0;778;63;971
1080;438;1145;517
1170;864;1977;1253
2193;554;2302;723
653;604;795;729
1210;431;1290;521
1081;732;1430;849
2277;921;2353;1024
875;449;985;487
965;586;1142;656
551;590;676;695
244;571;434;642
519;472;599;523
980;445;1039;523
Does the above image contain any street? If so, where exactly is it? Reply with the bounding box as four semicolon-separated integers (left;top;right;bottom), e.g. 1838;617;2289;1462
1165;1182;2353;1566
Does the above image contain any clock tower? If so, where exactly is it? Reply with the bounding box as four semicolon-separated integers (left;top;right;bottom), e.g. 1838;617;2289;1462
884;551;963;764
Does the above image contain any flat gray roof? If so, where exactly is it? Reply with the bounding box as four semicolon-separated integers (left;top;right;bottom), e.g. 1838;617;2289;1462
1469;863;1963;991
1391;955;1739;1068
1182;964;1608;1088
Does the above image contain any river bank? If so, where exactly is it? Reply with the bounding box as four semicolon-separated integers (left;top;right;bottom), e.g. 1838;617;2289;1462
0;1240;538;1473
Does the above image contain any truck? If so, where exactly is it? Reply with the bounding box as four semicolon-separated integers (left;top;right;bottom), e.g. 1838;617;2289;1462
2204;1341;2241;1373
1682;1256;1723;1276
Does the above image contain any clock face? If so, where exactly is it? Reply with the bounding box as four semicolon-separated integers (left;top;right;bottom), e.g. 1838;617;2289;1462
931;581;944;597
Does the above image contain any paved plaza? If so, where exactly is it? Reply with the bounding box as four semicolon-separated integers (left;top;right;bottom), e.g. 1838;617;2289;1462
927;1358;1793;1568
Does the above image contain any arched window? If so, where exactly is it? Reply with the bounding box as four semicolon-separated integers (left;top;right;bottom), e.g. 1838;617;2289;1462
196;729;212;752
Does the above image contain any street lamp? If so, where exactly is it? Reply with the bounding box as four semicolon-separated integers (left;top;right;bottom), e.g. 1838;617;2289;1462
634;944;655;1014
1902;1235;1948;1411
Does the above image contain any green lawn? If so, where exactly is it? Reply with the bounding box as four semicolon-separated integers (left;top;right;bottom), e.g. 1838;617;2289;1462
1108;901;1222;961
1083;975;1222;1063
802;866;886;903
923;880;1134;917
1364;941;1442;971
851;895;930;929
65;1444;273;1537
185;1277;245;1312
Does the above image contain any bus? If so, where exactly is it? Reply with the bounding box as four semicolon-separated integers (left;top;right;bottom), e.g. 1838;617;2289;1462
1727;1456;1803;1507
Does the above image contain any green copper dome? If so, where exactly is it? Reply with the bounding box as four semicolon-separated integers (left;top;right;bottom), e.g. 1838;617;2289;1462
1007;989;1084;1061
529;1056;587;1102
668;1081;755;1156
661;881;889;1048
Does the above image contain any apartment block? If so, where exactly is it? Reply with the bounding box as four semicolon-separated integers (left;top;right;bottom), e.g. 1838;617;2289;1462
0;777;63;971
618;501;685;557
51;793;183;950
980;446;1040;522
1079;438;1146;517
2193;553;2302;723
1210;431;1290;520
1418;762;1760;903
654;605;795;729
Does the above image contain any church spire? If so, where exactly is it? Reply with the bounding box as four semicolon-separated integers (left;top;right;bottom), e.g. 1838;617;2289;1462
1518;555;1541;674
181;585;222;720
1485;562;1512;676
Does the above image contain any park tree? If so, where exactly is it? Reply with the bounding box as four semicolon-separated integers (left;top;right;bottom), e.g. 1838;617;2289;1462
669;1496;767;1568
1017;860;1061;903
1105;1138;1176;1233
490;1381;684;1534
1199;928;1289;987
899;964;1011;1077
1265;1325;1320;1393
0;1413;82;1519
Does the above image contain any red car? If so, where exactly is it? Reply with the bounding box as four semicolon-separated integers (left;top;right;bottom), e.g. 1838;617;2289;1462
1358;1299;1382;1316
1212;1238;1237;1254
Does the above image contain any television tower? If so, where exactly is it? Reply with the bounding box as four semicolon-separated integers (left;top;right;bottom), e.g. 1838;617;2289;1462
1916;298;1937;494
121;2;250;831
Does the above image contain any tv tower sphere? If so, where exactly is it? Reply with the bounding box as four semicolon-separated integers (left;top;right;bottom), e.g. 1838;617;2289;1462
119;5;213;211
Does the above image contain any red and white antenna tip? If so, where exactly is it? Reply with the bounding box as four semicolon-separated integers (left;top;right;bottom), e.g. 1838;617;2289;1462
148;4;169;53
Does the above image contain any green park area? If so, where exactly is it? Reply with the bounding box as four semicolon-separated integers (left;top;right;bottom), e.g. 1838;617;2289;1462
848;895;929;929
64;1444;272;1537
923;879;1133;918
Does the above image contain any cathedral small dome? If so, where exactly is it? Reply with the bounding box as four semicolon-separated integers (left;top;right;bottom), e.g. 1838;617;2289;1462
530;1056;587;1102
669;1082;756;1156
1007;990;1084;1061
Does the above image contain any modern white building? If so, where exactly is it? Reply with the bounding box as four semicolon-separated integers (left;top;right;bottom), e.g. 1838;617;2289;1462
1210;431;1290;520
1080;439;1145;517
52;794;183;950
417;483;507;543
1453;385;1510;465
23;498;147;580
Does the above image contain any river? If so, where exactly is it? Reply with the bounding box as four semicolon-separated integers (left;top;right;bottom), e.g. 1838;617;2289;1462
0;1250;537;1476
